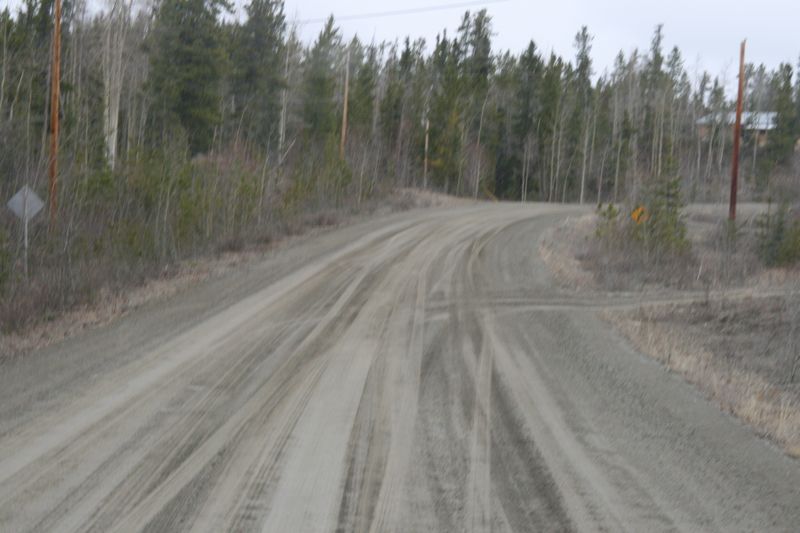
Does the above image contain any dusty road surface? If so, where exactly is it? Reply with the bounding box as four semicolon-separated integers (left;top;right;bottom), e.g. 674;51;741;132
1;204;799;532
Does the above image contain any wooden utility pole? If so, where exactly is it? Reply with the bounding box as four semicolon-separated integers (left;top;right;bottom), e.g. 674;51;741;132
48;0;62;228
340;48;350;159
729;40;746;222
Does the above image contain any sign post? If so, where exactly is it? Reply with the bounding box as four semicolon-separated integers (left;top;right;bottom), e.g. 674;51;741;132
7;186;44;278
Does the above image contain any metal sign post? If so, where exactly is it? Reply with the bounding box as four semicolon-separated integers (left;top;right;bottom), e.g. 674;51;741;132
7;186;44;278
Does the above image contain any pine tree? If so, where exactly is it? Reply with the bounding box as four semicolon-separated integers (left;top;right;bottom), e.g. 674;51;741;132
348;41;377;136
464;9;492;114
231;0;286;149
643;25;666;177
795;56;800;136
427;31;463;192
379;43;404;169
301;16;340;144
768;63;796;168
148;0;230;154
512;41;543;200
573;26;593;203
539;53;564;201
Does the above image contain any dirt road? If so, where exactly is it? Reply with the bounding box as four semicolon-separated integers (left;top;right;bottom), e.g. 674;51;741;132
1;204;798;532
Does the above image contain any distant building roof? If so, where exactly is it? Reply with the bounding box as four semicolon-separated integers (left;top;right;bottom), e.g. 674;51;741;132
696;111;777;130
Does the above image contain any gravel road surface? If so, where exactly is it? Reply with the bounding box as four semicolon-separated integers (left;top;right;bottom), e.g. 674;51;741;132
1;204;798;532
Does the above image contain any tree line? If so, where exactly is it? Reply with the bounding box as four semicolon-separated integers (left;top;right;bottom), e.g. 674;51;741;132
0;0;799;328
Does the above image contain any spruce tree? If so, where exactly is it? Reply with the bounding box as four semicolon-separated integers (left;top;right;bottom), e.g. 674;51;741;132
232;0;286;148
511;41;543;199
348;41;378;137
301;16;340;144
148;0;229;154
769;63;796;167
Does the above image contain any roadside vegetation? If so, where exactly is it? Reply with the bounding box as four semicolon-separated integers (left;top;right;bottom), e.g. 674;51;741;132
568;187;800;294
590;176;695;289
541;181;800;456
756;202;800;267
609;296;800;458
2;1;799;339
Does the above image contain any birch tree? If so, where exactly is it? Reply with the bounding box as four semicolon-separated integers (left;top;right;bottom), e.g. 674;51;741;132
102;0;130;170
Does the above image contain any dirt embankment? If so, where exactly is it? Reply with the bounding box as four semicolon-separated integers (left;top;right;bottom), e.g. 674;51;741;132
541;206;800;458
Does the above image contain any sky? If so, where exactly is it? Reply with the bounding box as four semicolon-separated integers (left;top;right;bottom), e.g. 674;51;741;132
280;0;799;86
3;0;799;90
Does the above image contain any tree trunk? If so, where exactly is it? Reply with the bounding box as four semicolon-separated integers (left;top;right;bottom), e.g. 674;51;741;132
579;110;591;204
474;93;490;199
102;1;130;171
521;138;529;202
279;44;290;155
597;146;608;205
614;138;623;202
0;21;7;120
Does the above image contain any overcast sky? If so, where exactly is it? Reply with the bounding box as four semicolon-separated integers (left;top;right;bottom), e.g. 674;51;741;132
4;0;798;89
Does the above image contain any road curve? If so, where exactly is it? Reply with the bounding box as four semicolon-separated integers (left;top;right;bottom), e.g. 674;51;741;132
0;204;798;532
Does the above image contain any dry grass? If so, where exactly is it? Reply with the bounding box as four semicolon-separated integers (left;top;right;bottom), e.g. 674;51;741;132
392;188;474;209
606;299;800;459
0;252;255;357
547;207;800;293
0;188;445;358
539;215;597;291
543;207;800;457
540;205;800;458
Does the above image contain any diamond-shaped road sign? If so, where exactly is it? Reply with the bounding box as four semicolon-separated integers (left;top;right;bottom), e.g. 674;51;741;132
7;186;44;222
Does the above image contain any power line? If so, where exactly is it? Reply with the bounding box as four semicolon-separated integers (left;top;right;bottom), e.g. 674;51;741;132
297;0;510;25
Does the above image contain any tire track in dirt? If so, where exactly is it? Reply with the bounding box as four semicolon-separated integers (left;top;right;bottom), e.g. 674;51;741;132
1;204;798;532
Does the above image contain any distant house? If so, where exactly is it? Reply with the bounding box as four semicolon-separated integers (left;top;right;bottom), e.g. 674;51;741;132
696;111;777;147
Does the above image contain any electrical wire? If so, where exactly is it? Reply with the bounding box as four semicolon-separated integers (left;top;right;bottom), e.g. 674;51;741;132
297;0;510;25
